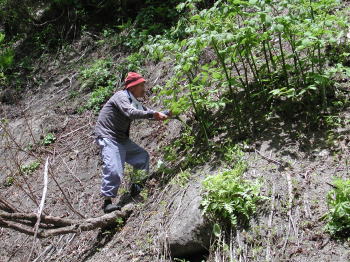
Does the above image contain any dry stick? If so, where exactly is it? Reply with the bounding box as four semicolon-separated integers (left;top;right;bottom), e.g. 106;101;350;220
0;197;21;213
57;233;76;255
302;170;312;219
0;211;76;226
22;112;38;147
266;183;276;261
282;173;294;255
59;156;83;186
27;157;50;262
32;244;55;262
254;149;284;166
58;123;90;140
48;169;85;219
6;236;30;262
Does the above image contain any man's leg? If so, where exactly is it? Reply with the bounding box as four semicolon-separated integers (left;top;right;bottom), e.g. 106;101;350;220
96;137;126;212
124;139;150;195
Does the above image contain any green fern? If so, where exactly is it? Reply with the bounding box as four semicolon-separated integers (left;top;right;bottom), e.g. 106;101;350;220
324;178;350;238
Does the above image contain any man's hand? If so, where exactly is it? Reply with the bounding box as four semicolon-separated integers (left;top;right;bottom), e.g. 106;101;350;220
153;112;168;121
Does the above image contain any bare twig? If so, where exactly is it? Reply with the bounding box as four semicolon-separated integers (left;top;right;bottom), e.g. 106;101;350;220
0;197;21;213
254;149;285;167
266;182;276;261
27;157;50;262
48;169;85;219
282;173;294;255
6;236;30;262
58;123;89;140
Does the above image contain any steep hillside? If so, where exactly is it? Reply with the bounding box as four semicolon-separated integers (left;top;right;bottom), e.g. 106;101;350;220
1;0;350;261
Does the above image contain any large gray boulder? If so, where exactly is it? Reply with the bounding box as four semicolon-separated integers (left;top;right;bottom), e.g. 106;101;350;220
166;176;213;258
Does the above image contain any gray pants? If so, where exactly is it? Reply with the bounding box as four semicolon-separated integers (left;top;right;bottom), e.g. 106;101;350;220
96;137;150;198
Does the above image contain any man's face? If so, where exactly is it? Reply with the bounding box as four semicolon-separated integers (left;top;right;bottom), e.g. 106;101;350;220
130;82;145;98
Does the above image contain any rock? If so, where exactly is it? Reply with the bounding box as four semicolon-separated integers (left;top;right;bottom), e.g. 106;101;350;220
0;88;18;104
167;178;212;258
319;149;330;157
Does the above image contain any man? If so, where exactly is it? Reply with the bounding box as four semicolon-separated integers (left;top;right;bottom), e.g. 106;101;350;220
94;72;169;213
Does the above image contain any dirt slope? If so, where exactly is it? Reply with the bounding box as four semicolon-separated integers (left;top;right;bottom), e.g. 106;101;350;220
1;38;350;262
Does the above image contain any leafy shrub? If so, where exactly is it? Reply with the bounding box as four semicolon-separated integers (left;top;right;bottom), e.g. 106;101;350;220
324;178;350;237
80;53;147;112
80;59;116;91
41;133;56;146
85;86;115;112
20;161;40;175
201;151;266;227
144;0;350;141
79;58;117;111
116;53;145;78
171;170;191;187
0;32;14;86
4;176;15;187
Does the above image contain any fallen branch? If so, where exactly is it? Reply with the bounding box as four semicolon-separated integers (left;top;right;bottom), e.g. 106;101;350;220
0;197;20;213
282;173;295;254
28;157;50;261
266;183;276;261
0;205;133;238
254;149;288;168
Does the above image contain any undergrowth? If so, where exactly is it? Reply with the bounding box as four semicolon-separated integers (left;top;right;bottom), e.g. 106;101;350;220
324;178;350;238
143;0;350;146
201;146;266;229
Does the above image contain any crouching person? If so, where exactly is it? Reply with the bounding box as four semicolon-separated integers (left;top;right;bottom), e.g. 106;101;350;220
94;72;169;213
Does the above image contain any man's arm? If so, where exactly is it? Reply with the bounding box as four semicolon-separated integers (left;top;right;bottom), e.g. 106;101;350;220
115;93;155;120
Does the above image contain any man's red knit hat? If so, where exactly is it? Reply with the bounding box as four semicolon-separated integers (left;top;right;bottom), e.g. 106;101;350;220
124;72;146;89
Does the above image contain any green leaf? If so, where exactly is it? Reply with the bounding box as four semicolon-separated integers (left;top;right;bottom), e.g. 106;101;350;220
213;223;221;238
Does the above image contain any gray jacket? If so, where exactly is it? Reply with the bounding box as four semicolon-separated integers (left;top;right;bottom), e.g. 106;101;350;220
94;90;155;142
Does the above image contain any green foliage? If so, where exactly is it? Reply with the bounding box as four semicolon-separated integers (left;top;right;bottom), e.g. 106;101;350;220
41;133;56;146
201;149;266;227
114;0;185;50
20;161;40;175
80;59;116;91
0;32;14;86
222;144;245;167
79;54;145;112
79;58;117;111
115;217;124;227
85;86;115;112
324;178;350;237
116;53;145;78
144;0;350;142
4;176;15;187
171;170;191;187
131;169;148;184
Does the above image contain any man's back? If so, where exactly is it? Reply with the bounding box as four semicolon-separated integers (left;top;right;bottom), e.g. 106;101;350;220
94;90;154;142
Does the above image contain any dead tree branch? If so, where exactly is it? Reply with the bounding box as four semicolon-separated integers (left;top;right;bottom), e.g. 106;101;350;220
0;205;133;239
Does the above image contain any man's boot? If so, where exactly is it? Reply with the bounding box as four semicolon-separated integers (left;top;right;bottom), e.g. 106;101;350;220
102;198;121;213
130;183;143;197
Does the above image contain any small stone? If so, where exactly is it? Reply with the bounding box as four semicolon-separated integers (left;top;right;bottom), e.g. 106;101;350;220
319;149;330;157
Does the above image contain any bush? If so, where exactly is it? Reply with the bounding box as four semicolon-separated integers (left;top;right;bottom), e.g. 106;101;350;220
20;161;40;175
79;53;148;113
41;133;56;146
201;149;266;228
80;59;116;91
0;32;14;86
324;178;350;238
85;85;115;112
144;0;350;141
